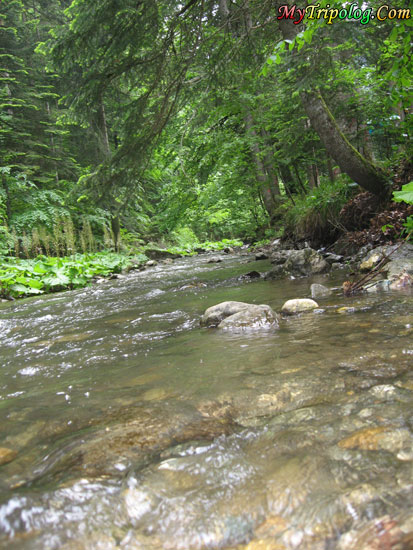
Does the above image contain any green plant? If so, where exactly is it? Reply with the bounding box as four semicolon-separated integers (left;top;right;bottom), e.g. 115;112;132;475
0;252;147;299
284;179;355;244
171;227;200;250
393;182;413;240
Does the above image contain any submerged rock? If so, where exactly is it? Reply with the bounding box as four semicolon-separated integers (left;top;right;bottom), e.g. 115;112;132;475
0;447;17;465
338;425;413;453
218;304;279;331
336;306;357;314
310;283;332;298
281;298;319;315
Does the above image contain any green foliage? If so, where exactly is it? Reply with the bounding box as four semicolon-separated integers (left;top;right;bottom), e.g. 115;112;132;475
284;179;356;244
0;252;146;299
392;182;413;240
170;227;200;250
0;0;411;252
0;226;13;256
164;238;243;256
393;182;413;205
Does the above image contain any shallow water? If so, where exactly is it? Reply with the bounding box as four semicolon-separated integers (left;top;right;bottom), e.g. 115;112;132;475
0;252;412;549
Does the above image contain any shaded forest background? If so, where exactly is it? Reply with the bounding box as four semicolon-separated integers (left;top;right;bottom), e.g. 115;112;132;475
1;0;412;258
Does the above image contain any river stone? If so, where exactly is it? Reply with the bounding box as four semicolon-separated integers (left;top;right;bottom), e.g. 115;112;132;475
336;306;356;314
364;279;391;292
0;447;17;465
324;253;344;264
281;298;319;315
359;244;413;280
218;304;279;331
146;260;158;266
338;426;391;451
207;256;222;263
310;283;332;298
269;250;290;265
389;267;413;288
267;248;329;279
201;301;254;327
359;252;381;271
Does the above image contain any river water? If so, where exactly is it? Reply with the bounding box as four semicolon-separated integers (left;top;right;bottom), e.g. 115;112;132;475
0;252;412;550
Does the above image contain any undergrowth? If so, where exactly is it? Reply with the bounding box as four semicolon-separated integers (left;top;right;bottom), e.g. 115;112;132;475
283;179;357;245
0;252;147;300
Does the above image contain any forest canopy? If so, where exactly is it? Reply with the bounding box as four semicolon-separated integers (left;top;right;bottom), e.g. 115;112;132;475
0;0;412;257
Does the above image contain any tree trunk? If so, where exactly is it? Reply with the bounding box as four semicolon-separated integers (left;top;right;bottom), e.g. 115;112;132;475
301;90;389;197
274;3;390;199
245;113;279;221
2;173;12;222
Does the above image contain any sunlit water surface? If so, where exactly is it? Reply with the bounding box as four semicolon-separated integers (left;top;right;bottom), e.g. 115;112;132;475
0;252;412;549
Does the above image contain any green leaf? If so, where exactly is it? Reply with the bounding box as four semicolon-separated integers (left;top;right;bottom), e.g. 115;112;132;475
393;182;413;205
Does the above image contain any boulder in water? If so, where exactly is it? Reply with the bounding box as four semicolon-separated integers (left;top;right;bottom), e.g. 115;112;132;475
201;301;279;330
201;301;253;327
281;298;319;315
218;304;279;331
266;248;330;279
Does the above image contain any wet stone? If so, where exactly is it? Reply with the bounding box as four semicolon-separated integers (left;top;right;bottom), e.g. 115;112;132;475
338;426;401;451
141;388;171;401
281;298;319;315
218;305;279;331
207;255;223;263
0;447;17;465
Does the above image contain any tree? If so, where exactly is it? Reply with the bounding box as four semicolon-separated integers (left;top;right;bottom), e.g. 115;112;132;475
272;0;391;198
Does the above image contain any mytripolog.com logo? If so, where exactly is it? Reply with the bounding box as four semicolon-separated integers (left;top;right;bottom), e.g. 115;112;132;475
276;3;411;24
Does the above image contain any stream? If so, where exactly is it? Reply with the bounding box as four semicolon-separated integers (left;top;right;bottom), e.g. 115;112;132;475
0;251;412;550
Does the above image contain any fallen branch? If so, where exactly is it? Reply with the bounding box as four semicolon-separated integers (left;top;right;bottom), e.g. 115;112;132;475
342;238;408;296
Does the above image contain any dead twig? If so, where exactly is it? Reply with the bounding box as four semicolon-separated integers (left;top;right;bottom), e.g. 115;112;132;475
342;238;408;296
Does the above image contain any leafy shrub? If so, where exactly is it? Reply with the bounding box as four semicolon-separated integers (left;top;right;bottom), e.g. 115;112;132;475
0;226;13;255
171;226;200;249
0;252;146;299
392;181;413;240
284;179;356;245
